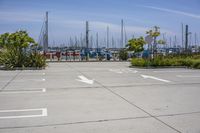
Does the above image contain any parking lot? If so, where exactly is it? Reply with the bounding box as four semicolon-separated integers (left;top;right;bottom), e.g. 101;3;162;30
0;62;200;133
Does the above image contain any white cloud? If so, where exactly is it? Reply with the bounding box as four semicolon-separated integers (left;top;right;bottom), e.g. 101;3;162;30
88;21;176;35
49;19;176;38
85;21;148;34
141;5;200;19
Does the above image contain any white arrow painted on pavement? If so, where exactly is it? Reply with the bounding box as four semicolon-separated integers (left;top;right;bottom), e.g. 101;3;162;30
76;75;94;85
141;75;171;83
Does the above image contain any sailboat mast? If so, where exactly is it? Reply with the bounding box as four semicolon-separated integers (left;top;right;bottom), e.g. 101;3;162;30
44;11;48;52
121;19;124;48
107;26;109;49
181;23;184;49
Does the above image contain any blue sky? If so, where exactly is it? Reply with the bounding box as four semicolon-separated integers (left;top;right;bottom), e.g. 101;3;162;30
0;0;200;46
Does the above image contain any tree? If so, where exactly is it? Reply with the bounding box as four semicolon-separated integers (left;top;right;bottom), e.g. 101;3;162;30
0;30;46;69
0;33;9;48
146;26;165;57
146;26;160;38
127;37;146;53
0;30;38;67
0;30;37;49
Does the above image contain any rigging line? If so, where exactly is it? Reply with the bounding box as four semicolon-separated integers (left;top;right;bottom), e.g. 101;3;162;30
37;12;47;51
38;15;46;43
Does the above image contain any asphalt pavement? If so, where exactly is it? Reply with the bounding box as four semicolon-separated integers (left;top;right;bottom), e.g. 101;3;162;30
0;62;200;133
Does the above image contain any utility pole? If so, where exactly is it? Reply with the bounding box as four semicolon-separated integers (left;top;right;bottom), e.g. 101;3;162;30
121;19;124;48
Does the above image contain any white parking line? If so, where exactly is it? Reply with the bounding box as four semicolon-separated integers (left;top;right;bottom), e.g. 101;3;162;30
0;88;46;94
0;108;47;119
176;75;200;78
0;78;46;83
20;73;46;76
15;78;46;82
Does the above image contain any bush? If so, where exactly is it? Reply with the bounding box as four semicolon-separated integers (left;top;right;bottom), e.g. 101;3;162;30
0;31;46;69
0;48;22;69
131;54;200;69
131;58;149;67
25;52;46;68
191;60;200;69
0;48;46;69
119;49;128;61
176;58;192;67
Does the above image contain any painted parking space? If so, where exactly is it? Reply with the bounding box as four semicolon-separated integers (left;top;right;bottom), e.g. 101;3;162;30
0;62;199;133
0;108;47;119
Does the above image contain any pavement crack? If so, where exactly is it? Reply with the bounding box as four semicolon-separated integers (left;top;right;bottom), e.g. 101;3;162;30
0;116;150;130
156;111;200;117
0;71;21;91
65;63;182;133
0;111;200;130
95;81;182;133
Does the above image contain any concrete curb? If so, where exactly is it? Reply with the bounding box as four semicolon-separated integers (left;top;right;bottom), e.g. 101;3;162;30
0;67;45;71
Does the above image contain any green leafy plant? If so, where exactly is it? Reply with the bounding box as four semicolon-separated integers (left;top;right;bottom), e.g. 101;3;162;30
131;54;200;69
127;37;146;53
0;30;46;69
119;49;128;61
131;58;149;67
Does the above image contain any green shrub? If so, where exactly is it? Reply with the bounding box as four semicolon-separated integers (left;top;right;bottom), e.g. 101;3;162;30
176;58;192;67
191;60;200;69
0;31;46;69
131;58;149;67
0;48;46;69
0;48;21;69
119;49;128;61
25;52;46;68
131;54;200;69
